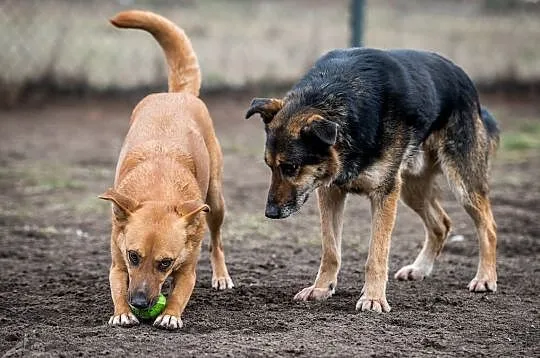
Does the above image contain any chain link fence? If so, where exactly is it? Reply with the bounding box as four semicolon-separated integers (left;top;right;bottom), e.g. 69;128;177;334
1;0;540;106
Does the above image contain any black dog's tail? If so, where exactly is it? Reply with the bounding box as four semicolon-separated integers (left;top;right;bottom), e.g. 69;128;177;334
480;106;500;153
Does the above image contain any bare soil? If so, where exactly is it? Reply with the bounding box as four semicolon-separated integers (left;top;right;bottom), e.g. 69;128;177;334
0;91;538;357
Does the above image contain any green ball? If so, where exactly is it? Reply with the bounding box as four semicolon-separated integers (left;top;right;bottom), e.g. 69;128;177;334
130;293;167;320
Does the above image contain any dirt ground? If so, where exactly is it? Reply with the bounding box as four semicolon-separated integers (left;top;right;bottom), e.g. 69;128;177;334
0;91;539;357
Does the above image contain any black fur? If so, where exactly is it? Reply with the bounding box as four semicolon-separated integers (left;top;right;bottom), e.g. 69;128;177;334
246;48;499;218
480;107;500;142
245;48;500;304
281;48;493;187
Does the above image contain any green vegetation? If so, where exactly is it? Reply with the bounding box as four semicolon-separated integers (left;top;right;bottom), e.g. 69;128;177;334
501;122;540;153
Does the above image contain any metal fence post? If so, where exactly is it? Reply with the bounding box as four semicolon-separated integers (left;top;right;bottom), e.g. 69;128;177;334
350;0;365;47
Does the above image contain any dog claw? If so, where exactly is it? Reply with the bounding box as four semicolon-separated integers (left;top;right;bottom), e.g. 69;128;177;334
153;314;183;330
212;276;234;290
108;312;139;327
468;277;497;292
394;264;428;281
294;284;334;301
355;295;391;313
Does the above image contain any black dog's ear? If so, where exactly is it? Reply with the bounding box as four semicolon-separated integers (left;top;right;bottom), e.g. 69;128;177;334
245;98;284;124
301;116;339;146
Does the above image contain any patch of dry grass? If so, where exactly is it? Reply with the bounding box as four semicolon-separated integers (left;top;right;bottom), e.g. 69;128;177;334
1;0;539;94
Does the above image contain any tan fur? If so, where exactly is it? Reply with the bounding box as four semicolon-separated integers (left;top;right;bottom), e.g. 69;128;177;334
343;136;403;194
356;184;401;312
463;192;498;291
110;10;201;96
395;159;452;281
395;123;498;292
294;186;347;301
102;11;232;330
286;113;324;137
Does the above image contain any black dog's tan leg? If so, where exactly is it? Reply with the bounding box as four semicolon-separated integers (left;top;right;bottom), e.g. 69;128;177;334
438;116;498;292
294;185;347;301
206;179;234;290
108;234;139;327
154;259;198;330
395;173;452;281
464;192;497;292
357;184;401;313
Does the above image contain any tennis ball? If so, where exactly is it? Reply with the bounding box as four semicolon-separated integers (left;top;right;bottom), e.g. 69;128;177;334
130;293;167;320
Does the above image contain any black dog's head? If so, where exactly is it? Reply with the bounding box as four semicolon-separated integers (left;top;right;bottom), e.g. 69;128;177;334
246;98;341;219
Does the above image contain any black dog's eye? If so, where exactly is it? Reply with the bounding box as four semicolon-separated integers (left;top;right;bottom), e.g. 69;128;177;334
158;259;173;272
280;163;298;177
128;251;140;266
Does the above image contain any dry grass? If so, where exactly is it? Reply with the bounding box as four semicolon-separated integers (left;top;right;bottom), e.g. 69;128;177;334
1;0;540;94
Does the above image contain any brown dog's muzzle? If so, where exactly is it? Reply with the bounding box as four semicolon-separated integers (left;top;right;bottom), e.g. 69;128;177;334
129;288;152;309
128;277;161;309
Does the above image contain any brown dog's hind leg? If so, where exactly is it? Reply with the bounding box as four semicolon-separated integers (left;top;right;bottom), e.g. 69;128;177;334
294;185;347;301
395;171;452;281
205;181;234;290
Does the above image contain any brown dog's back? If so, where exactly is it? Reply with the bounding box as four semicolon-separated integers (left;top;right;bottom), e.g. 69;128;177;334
110;10;201;96
110;11;219;200
116;93;212;199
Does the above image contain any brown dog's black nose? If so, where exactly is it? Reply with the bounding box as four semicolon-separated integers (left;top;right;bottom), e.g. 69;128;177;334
130;290;150;309
265;203;282;219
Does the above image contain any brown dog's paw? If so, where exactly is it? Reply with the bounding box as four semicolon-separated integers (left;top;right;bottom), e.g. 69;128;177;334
153;314;183;330
212;275;234;290
468;277;497;292
108;312;139;327
293;284;335;301
355;295;391;313
394;264;429;281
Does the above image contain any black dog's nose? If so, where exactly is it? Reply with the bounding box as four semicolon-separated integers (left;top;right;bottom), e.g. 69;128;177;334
129;291;150;309
265;204;281;219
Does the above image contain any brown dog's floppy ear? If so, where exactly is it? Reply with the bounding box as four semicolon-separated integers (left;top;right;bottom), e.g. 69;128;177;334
175;200;210;223
98;188;139;222
245;98;284;124
301;116;339;146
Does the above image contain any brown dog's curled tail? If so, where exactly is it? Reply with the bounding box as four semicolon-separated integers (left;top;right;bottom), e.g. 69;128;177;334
110;10;201;96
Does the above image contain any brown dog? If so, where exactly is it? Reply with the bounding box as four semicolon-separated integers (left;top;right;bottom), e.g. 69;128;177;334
100;10;233;330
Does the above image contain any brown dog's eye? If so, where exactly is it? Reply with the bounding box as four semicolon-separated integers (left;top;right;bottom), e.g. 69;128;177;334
280;163;298;177
158;259;173;272
128;251;140;266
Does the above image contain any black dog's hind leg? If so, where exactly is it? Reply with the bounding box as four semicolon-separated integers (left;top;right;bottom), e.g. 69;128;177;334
439;110;498;292
396;167;452;281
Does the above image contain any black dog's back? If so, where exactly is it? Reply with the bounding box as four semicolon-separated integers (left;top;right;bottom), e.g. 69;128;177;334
286;48;496;185
294;48;479;136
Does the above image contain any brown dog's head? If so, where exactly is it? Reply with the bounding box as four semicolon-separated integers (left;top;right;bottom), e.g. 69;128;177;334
99;189;209;309
246;98;341;219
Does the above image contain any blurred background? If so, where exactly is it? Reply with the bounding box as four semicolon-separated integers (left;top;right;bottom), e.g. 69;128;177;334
1;1;539;356
1;0;540;105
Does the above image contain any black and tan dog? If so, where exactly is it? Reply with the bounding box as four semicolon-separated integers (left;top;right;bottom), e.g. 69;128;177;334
246;48;499;312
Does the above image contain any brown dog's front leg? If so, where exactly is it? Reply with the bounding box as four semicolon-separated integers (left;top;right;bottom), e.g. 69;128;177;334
109;238;139;327
357;184;401;313
153;261;197;330
294;185;347;301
